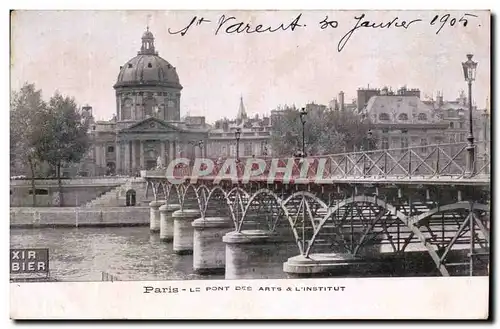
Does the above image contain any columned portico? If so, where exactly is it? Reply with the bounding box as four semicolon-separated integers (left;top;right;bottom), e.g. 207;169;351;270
140;141;145;169
131;140;137;172
126;141;131;174
161;141;166;165
112;117;208;173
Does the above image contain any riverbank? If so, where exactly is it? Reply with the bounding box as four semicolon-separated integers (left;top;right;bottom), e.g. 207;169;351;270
10;207;150;229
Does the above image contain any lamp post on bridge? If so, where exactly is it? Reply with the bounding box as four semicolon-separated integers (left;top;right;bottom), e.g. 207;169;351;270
197;140;204;158
235;128;241;162
364;129;373;176
299;107;307;158
462;54;478;176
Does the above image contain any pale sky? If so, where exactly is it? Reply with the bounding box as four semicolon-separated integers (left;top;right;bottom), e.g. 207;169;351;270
10;10;490;122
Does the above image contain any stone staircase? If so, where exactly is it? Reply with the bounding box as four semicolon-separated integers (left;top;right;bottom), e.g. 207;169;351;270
82;177;150;208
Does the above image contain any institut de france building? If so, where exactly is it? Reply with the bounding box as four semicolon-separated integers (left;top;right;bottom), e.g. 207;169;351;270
77;28;273;177
83;28;210;176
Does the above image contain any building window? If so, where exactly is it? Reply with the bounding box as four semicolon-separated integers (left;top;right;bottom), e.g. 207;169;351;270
147;63;152;68
382;138;389;149
128;63;133;68
417;113;428;121
28;189;49;195
382;128;389;134
107;146;115;153
401;137;409;149
122;98;133;120
398;113;409;121
459;121;465;129
420;138;428;154
379;113;390;121
449;122;454;128
144;98;155;117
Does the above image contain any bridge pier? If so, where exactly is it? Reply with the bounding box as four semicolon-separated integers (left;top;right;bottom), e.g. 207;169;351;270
283;253;372;278
223;230;297;280
149;200;165;233
159;203;181;242
192;217;233;274
172;209;201;255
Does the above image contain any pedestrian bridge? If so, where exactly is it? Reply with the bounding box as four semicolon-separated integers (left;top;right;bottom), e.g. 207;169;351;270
143;142;490;277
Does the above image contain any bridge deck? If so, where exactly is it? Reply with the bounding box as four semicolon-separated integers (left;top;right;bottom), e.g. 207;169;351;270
144;142;490;186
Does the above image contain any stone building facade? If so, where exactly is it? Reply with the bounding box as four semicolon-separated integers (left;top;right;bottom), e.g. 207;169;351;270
206;97;272;158
361;86;490;153
84;28;209;176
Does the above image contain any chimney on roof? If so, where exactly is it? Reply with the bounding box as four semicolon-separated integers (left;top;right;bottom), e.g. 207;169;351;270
436;91;443;107
338;91;345;111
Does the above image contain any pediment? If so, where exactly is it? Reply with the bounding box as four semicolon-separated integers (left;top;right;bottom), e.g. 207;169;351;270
121;117;182;133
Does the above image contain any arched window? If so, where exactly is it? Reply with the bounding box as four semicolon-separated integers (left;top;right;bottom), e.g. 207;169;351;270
417;113;427;121
144;97;155;117
378;113;390;121
398;113;409;121
122;98;132;120
166;99;176;121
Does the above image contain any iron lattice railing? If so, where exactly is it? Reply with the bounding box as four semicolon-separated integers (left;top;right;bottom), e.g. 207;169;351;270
156;141;490;183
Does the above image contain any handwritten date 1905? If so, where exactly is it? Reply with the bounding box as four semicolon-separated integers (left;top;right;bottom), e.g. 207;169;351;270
430;13;479;35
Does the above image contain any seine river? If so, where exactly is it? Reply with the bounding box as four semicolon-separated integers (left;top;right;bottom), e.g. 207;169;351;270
10;227;290;282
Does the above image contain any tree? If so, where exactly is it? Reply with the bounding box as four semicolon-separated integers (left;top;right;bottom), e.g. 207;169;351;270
36;92;91;206
10;83;47;206
270;106;376;156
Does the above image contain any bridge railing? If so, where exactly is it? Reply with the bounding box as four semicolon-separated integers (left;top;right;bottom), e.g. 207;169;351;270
324;141;490;179
147;141;490;183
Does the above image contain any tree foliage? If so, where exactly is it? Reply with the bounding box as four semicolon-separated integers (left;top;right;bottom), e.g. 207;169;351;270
36;92;91;175
10;83;47;205
10;85;91;206
270;106;376;156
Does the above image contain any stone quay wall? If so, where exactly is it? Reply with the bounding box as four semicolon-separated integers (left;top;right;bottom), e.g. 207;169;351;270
10;207;150;229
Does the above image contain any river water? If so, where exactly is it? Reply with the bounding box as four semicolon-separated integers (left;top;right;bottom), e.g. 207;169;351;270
10;227;293;282
11;226;478;281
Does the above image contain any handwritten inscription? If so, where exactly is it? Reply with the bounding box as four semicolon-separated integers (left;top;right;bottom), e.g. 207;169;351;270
338;14;422;52
167;12;481;52
430;13;479;34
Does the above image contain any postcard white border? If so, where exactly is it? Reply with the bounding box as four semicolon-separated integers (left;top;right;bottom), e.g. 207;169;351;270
10;277;489;319
4;0;498;324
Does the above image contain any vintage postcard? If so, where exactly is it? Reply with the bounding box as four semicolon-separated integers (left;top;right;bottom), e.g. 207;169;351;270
9;9;490;319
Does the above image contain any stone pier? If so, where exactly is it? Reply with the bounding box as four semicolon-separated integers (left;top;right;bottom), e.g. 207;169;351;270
223;230;298;280
172;209;201;255
149;200;165;233
283;253;370;278
159;203;181;242
192;217;234;274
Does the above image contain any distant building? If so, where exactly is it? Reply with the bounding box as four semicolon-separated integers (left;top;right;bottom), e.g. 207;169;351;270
362;90;448;151
362;86;490;153
357;85;421;112
207;97;272;157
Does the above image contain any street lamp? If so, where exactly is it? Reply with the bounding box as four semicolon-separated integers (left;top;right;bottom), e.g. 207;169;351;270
462;54;478;176
367;129;373;151
462;54;477;175
299;108;307;157
197;140;204;158
235;128;241;161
